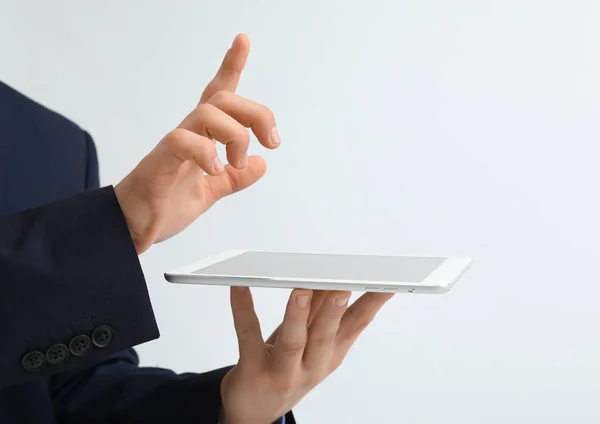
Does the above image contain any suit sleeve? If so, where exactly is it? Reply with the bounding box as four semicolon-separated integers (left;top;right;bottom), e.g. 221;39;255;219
43;132;294;423
0;184;160;387
49;351;295;424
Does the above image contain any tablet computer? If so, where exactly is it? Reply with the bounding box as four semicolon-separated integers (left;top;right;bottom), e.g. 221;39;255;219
165;250;472;294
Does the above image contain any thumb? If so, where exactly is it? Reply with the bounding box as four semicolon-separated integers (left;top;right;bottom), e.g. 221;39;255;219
204;155;267;205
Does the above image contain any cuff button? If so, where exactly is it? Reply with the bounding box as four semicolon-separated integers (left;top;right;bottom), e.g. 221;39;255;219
46;343;70;365
92;325;114;348
69;335;92;357
22;351;46;371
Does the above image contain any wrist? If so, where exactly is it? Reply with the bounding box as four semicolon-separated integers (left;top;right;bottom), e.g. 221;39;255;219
113;182;153;255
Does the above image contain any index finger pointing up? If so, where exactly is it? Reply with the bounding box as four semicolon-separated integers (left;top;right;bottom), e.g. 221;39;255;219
199;34;250;104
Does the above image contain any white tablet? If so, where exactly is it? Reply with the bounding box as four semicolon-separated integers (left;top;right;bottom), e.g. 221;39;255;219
164;250;472;294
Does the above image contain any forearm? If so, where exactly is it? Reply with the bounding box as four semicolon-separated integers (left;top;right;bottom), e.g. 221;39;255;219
51;351;226;423
51;353;293;424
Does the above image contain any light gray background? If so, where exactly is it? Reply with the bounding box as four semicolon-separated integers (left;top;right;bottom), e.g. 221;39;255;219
1;1;599;422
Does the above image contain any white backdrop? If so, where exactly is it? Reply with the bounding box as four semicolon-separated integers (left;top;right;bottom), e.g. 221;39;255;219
2;1;599;422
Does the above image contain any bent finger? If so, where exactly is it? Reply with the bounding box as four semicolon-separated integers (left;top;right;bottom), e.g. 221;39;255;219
179;103;250;169
151;128;223;176
203;155;267;205
207;90;280;149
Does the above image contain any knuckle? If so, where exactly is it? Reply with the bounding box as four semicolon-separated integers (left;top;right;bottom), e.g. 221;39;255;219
197;141;216;160
236;127;250;146
279;340;305;356
164;128;188;150
165;128;187;144
223;127;249;150
258;104;276;124
347;308;372;332
194;102;217;117
354;318;371;333
235;320;261;339
236;326;255;340
208;89;231;105
192;104;221;139
310;332;335;347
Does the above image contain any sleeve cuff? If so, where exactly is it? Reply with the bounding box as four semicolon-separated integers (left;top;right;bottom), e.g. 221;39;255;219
0;186;159;387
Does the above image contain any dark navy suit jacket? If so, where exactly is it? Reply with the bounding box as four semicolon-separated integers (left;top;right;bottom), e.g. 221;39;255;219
0;81;293;423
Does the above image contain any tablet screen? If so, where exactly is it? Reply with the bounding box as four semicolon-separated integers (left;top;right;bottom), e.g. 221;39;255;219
193;252;446;283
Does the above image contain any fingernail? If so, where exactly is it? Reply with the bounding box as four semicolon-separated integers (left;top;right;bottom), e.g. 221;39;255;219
335;297;350;307
240;152;248;168
233;285;248;292
231;34;239;48
270;126;280;146
296;295;310;308
213;157;224;173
